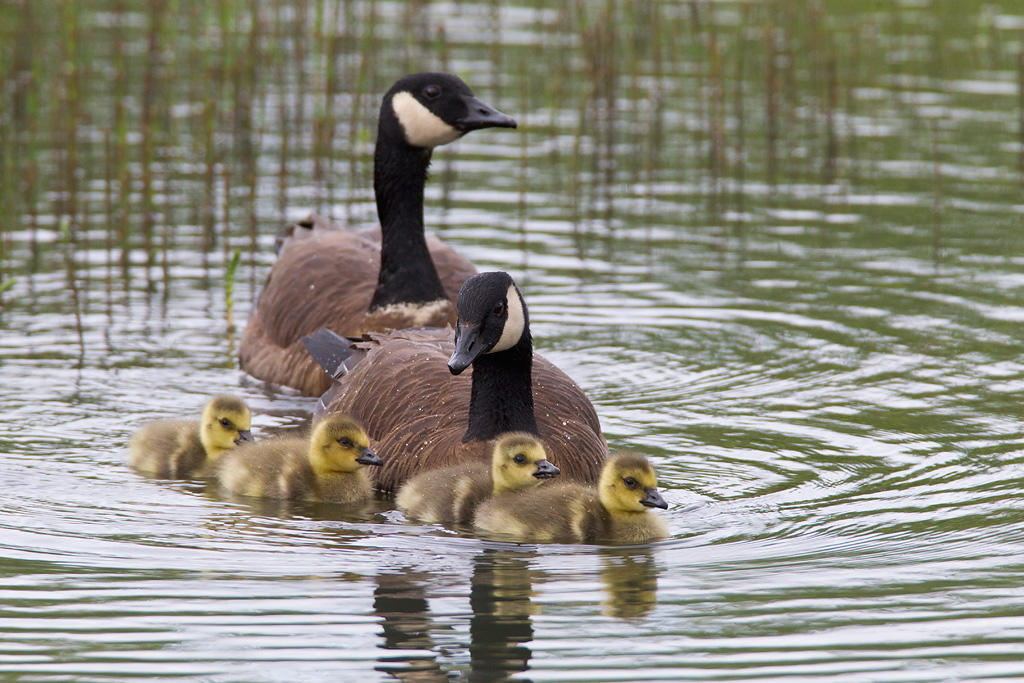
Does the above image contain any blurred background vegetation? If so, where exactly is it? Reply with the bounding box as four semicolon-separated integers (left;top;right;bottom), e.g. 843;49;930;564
1;0;1022;302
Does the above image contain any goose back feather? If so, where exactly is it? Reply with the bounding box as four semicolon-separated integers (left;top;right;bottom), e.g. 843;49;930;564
240;216;474;396
239;72;514;396
307;273;606;492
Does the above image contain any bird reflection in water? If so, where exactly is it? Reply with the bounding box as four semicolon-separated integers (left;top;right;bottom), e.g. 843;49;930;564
373;571;448;682
599;547;659;619
469;548;536;681
372;546;658;681
371;550;537;682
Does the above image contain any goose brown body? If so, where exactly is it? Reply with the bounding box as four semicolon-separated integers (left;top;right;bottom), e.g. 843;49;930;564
318;330;603;491
239;72;515;396
306;272;607;493
129;396;253;478
240;217;475;396
473;453;669;544
215;415;380;504
395;433;557;526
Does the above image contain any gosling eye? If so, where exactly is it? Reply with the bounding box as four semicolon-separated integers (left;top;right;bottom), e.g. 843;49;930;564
492;301;506;317
219;418;232;428
513;453;527;465
338;438;354;449
423;84;441;99
623;477;638;489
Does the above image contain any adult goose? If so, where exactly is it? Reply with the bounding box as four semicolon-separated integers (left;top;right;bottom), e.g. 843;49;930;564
303;271;607;492
240;72;517;396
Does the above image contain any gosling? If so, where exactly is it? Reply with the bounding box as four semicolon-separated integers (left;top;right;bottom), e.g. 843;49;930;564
215;414;381;504
395;432;559;526
473;453;669;544
129;395;253;478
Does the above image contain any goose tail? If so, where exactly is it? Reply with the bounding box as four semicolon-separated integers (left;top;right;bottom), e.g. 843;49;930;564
302;328;356;379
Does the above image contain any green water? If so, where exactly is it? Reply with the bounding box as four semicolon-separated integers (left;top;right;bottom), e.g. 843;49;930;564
2;1;1024;680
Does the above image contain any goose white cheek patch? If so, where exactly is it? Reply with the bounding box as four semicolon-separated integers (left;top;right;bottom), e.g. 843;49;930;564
391;91;461;148
490;285;525;353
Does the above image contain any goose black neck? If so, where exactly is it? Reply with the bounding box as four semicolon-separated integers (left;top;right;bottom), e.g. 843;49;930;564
462;334;539;442
370;134;448;310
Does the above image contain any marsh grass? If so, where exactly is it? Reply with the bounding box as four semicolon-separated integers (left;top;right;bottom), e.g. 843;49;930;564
225;248;241;333
0;0;1022;304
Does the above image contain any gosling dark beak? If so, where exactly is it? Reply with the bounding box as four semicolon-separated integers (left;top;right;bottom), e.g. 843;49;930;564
455;93;517;132
448;323;486;375
533;460;560;479
356;447;382;467
235;430;253;445
640;487;668;510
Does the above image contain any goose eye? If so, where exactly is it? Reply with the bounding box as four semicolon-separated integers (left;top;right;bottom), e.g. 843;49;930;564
219;418;232;428
513;453;526;465
493;301;506;316
338;438;354;448
623;477;638;489
423;84;441;99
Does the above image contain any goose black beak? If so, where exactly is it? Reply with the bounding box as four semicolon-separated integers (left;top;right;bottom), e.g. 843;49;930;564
455;93;517;132
356;447;382;467
640;487;668;510
533;460;560;479
235;430;253;445
448;323;486;375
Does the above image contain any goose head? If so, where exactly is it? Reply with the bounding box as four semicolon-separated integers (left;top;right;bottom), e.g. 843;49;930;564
309;414;381;475
491;432;560;494
199;395;253;458
383;72;516;149
448;271;529;374
598;454;667;517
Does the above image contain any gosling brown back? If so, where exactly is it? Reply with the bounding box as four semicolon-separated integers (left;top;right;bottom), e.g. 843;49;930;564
128;419;206;478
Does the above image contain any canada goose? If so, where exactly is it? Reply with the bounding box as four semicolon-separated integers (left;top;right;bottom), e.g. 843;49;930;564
240;72;517;396
395;432;559;526
215;414;381;504
473;453;669;544
129;395;253;478
302;270;607;493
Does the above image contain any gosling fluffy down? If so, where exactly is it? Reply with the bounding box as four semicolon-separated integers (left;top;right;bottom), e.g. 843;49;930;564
395;433;559;526
215;414;381;504
129;395;253;478
473;453;669;544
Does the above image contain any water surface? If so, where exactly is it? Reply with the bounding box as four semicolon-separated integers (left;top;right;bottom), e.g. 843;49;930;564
2;1;1024;680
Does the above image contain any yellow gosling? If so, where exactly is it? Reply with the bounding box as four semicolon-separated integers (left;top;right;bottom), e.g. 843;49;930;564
215;414;380;504
129;395;252;478
395;433;559;526
473;453;668;544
